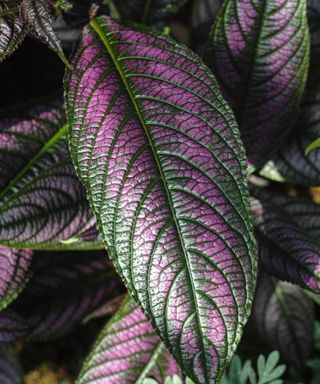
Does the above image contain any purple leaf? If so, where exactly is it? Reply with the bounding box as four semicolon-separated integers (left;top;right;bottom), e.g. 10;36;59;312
205;0;310;168
78;296;180;384
0;2;26;62
252;273;314;368
10;250;121;340
0;246;33;311
65;16;257;383
260;80;320;186
251;188;320;293
118;0;186;26
0;98;102;250
20;0;69;66
0;348;23;384
191;0;222;55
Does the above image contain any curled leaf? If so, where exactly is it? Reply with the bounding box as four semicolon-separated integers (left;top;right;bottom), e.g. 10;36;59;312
251;189;320;293
0;246;33;311
252;273;314;368
0;98;102;250
205;0;310;168
65;16;257;383
78;296;180;384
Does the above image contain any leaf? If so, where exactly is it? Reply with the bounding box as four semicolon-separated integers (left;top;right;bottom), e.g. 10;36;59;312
0;348;23;384
10;250;120;340
117;0;187;26
205;0;310;168
78;296;180;384
191;0;222;55
221;355;253;384
260;86;320;186
65;15;257;383
251;188;320;293
305;137;320;155
0;98;103;250
0;246;33;311
0;2;26;63
252;274;313;369
20;0;69;67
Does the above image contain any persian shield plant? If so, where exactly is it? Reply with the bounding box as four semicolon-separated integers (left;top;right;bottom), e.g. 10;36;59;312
0;0;318;383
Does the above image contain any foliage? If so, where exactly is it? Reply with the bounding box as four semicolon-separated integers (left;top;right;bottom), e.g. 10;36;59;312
0;0;319;383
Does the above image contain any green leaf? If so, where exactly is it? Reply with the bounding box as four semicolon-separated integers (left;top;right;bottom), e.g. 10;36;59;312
305;137;320;155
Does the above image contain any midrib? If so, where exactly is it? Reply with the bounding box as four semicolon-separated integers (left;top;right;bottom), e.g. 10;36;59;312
90;18;210;382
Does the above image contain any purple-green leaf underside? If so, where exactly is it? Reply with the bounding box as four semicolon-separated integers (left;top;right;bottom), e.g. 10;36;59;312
0;348;23;384
118;0;187;26
20;0;68;66
253;273;314;368
251;188;320;293
0;250;120;341
0;2;26;63
78;296;180;384
0;99;103;250
260;85;320;186
205;0;310;168
65;16;257;383
0;246;33;311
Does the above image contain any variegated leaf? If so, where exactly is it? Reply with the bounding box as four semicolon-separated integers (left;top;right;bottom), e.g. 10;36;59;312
251;188;320;293
65;16;257;383
261;75;320;185
0;98;102;250
78;296;180;384
0;246;33;311
0;2;26;62
205;0;310;168
253;273;314;368
21;0;69;66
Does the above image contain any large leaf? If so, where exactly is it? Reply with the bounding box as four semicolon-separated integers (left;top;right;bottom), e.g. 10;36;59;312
20;0;69;66
0;246;33;311
117;0;186;26
78;296;180;384
0;98;103;250
8;250;120;340
260;84;320;185
0;2;26;62
0;348;23;384
252;273;314;368
251;188;320;293
205;0;310;168
191;0;222;55
65;16;257;383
